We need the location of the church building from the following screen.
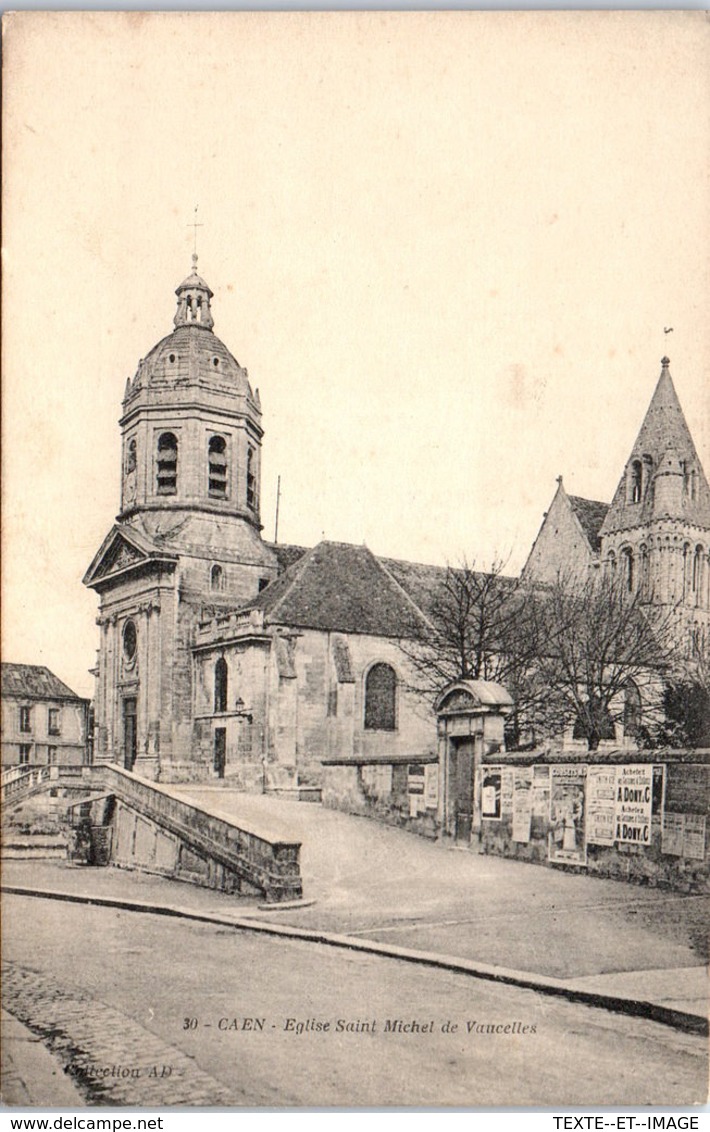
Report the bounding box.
[84,264,710,796]
[523,356,710,658]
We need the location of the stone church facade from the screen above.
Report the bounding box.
[84,265,710,790]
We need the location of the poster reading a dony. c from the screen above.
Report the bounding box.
[614,765,654,846]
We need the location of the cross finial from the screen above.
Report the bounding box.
[187,205,204,265]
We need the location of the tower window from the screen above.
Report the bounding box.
[364,663,397,731]
[629,460,643,503]
[214,657,228,714]
[622,547,634,592]
[156,432,178,495]
[640,545,650,598]
[126,438,137,473]
[210,564,224,591]
[246,446,257,511]
[208,436,228,498]
[692,546,703,594]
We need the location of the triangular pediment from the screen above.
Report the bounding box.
[83,526,177,588]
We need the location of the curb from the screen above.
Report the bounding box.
[3,883,707,1037]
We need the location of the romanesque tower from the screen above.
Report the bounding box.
[84,260,278,778]
[598,357,710,659]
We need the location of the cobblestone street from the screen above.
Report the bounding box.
[2,962,243,1107]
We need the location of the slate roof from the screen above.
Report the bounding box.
[248,541,433,638]
[1,664,84,702]
[246,541,518,639]
[568,495,609,553]
[267,543,309,572]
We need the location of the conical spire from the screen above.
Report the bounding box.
[173,254,214,330]
[600,358,710,534]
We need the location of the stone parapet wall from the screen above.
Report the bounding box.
[322,759,439,839]
[478,755,709,893]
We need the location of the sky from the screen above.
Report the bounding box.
[3,11,710,699]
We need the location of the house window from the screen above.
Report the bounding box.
[18,744,31,765]
[364,663,397,731]
[208,436,228,498]
[246,446,257,511]
[156,432,178,495]
[210,564,224,591]
[214,657,228,714]
[258,577,270,592]
[19,706,31,733]
[48,707,61,736]
[47,746,58,765]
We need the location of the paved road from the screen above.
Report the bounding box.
[2,893,706,1108]
[173,790,709,978]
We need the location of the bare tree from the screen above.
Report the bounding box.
[399,557,552,747]
[527,569,679,750]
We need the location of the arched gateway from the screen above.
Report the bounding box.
[435,680,513,845]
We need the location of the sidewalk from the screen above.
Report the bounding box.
[3,791,708,1029]
[1,1009,85,1107]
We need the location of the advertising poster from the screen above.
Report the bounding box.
[500,767,515,816]
[481,767,502,820]
[683,814,707,861]
[614,764,654,846]
[586,765,617,846]
[661,812,685,856]
[512,767,533,843]
[408,763,426,817]
[549,765,587,865]
[531,765,551,818]
[424,763,439,810]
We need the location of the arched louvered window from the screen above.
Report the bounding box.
[214,658,228,714]
[629,460,643,503]
[364,663,397,731]
[156,432,178,495]
[246,446,257,511]
[126,438,137,473]
[208,436,228,498]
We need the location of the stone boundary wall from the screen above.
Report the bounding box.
[478,753,709,893]
[322,757,440,839]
